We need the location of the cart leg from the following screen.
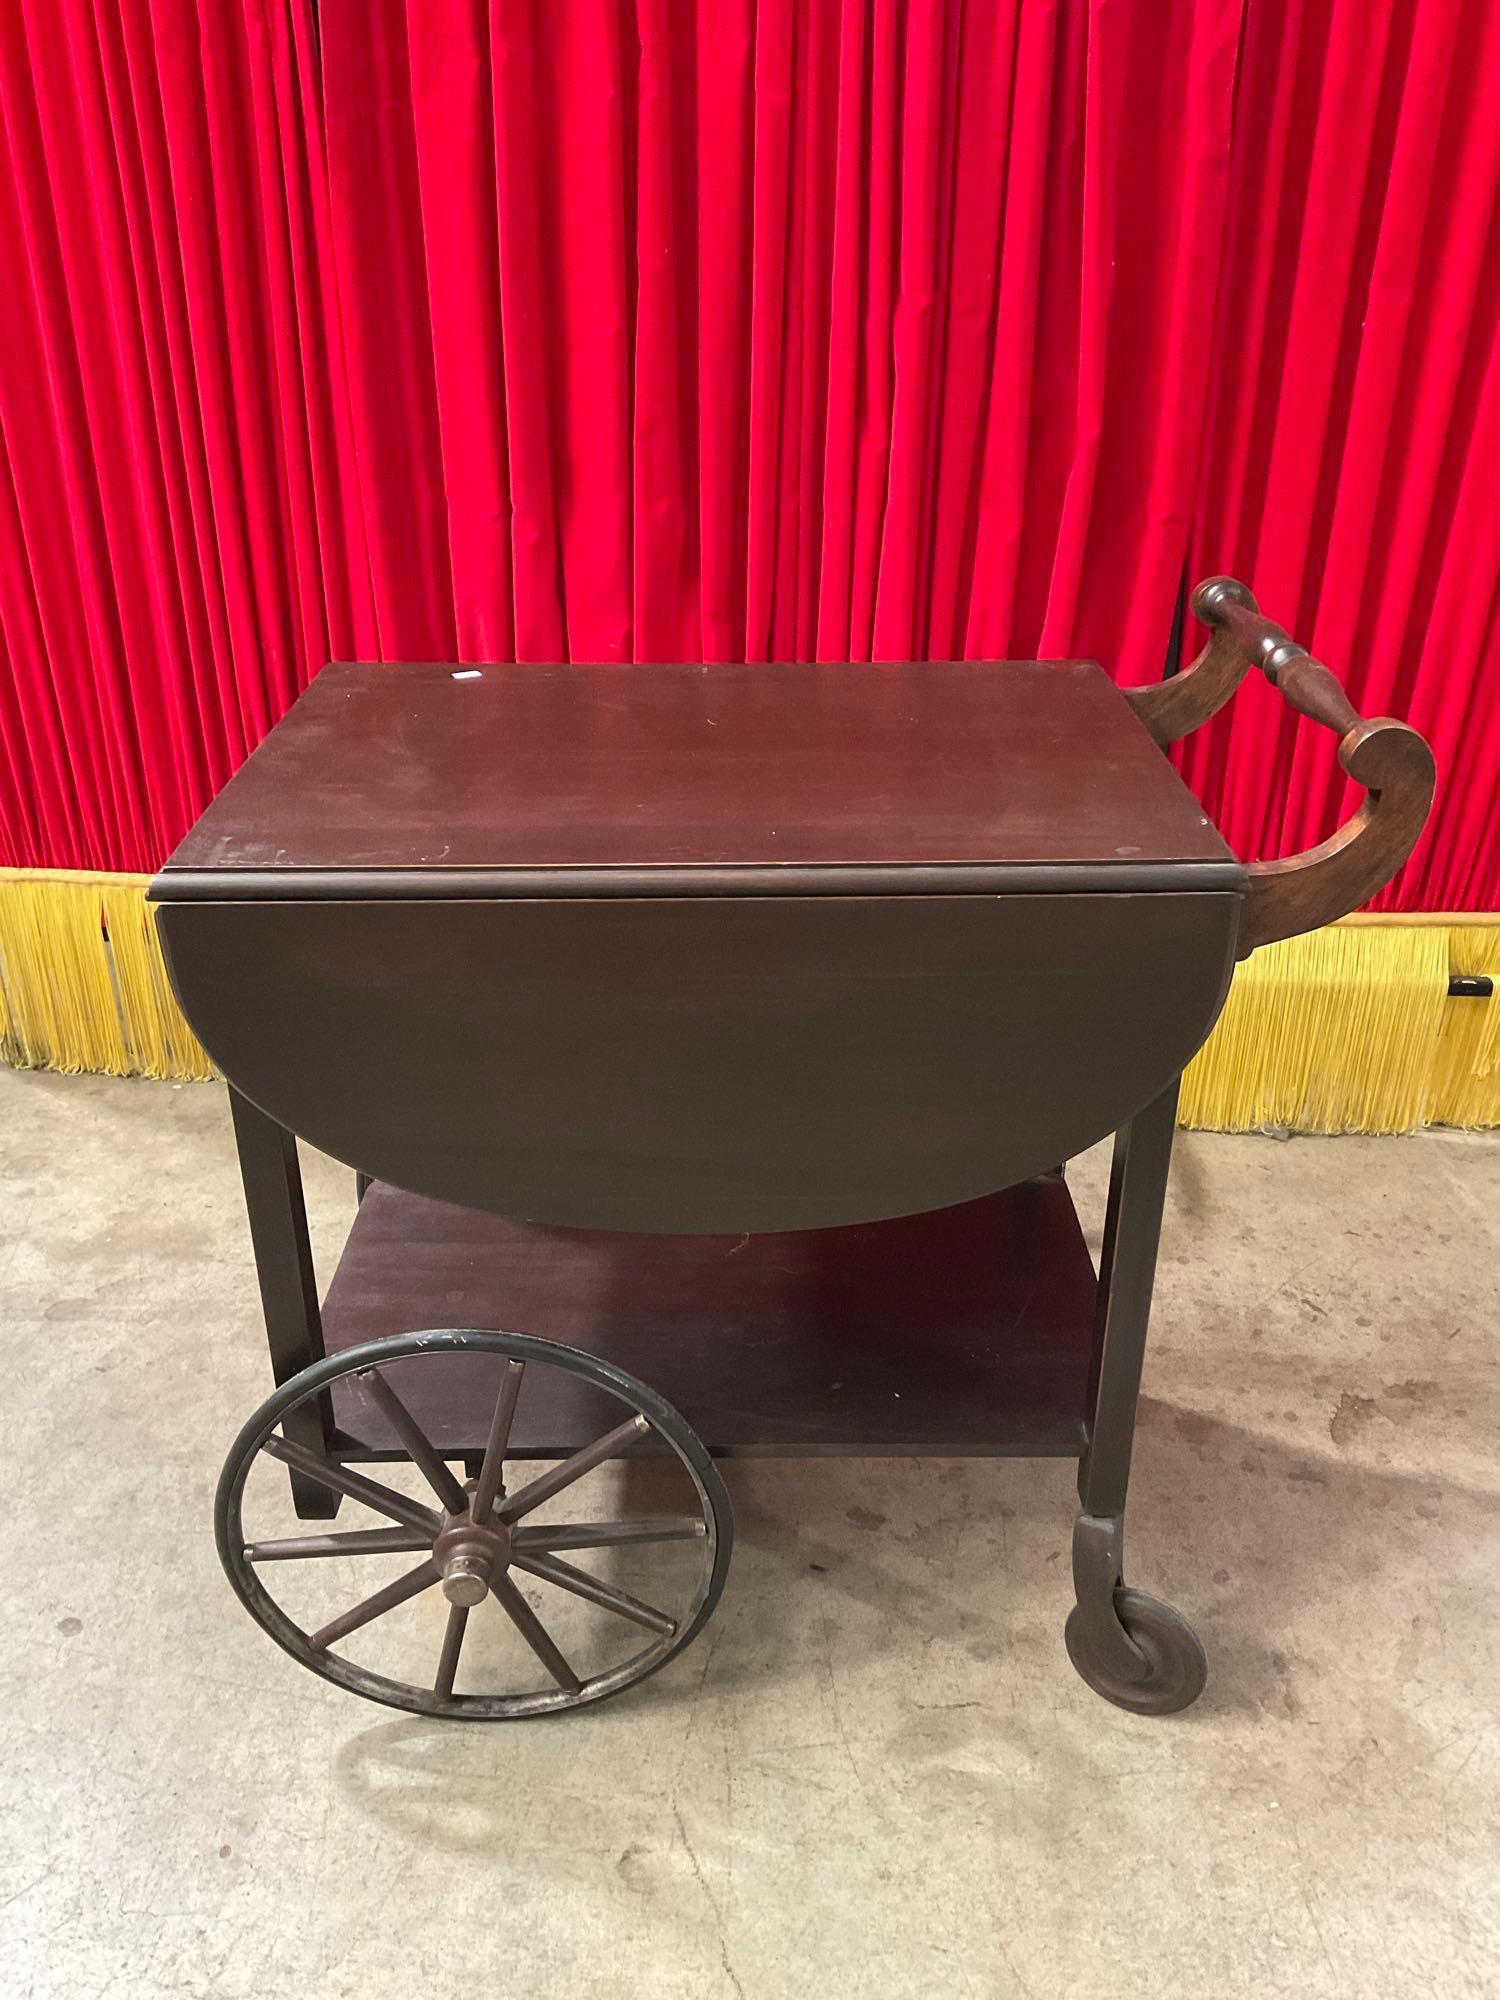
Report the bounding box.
[1066,1081,1206,1714]
[229,1088,339,1520]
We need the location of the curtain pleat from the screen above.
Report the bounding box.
[405,0,515,663]
[0,0,1495,916]
[695,0,754,663]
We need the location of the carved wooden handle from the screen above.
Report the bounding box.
[1126,576,1435,955]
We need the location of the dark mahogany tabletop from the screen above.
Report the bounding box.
[157,658,1236,890]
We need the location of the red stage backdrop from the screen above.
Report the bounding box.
[0,0,374,875]
[0,0,1495,909]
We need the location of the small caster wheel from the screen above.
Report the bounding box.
[217,1329,732,1719]
[1065,1587,1207,1716]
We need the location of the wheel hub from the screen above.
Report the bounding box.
[433,1507,512,1606]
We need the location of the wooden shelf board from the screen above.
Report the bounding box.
[321,1177,1098,1460]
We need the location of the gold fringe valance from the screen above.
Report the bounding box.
[1179,923,1445,1132]
[1428,924,1500,1129]
[1178,916,1500,1132]
[1,867,1496,1126]
[0,869,214,1081]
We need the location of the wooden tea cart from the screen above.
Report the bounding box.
[150,578,1433,1719]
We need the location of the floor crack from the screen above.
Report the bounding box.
[672,1799,744,2000]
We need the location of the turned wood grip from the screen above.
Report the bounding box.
[1125,575,1436,955]
[1200,586,1362,737]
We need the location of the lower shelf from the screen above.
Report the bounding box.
[320,1175,1099,1460]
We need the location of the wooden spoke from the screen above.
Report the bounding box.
[489,1572,581,1692]
[512,1516,707,1553]
[261,1435,440,1536]
[513,1550,676,1637]
[358,1367,468,1513]
[471,1360,524,1523]
[245,1526,432,1562]
[308,1558,440,1653]
[434,1604,469,1698]
[498,1414,649,1524]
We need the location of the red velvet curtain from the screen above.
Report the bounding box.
[0,0,374,875]
[322,0,1242,680]
[1,0,1496,911]
[1180,0,1500,910]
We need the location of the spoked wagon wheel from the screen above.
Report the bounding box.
[216,1330,732,1719]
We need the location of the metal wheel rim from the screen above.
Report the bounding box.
[216,1329,733,1720]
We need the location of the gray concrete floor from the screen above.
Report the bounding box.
[2,1067,1498,2000]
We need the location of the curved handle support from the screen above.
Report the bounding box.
[1127,577,1435,956]
[1124,577,1260,747]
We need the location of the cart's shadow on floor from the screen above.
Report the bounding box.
[330,1404,1494,1844]
[709,1405,1494,1727]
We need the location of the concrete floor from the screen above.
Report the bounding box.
[2,1067,1498,2000]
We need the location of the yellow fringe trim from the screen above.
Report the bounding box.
[1179,923,1450,1133]
[0,868,1496,1124]
[1428,925,1500,1129]
[0,869,214,1081]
